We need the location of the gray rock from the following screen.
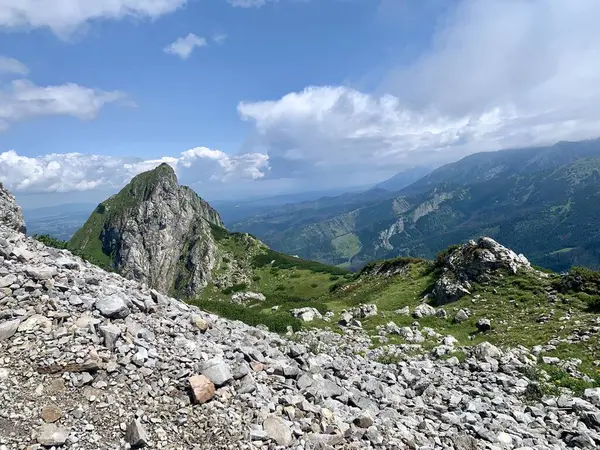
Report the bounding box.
[99,323,121,351]
[454,309,470,322]
[200,358,233,386]
[263,416,293,447]
[413,303,436,318]
[95,294,130,319]
[0,318,20,341]
[353,411,374,428]
[125,419,149,448]
[476,318,491,332]
[584,388,600,406]
[25,265,57,280]
[55,257,80,270]
[290,307,322,322]
[37,423,69,447]
[231,291,266,303]
[0,274,17,288]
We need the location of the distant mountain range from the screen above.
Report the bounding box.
[231,139,600,271]
[23,203,96,241]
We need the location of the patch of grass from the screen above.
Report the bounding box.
[252,248,349,276]
[541,364,599,397]
[192,299,302,333]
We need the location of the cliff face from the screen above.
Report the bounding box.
[70,163,223,297]
[0,182,26,233]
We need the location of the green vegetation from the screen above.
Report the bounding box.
[231,140,600,273]
[252,248,348,275]
[193,299,302,333]
[33,234,68,249]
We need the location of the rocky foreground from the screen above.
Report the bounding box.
[1,224,600,449]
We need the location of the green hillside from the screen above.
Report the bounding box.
[230,139,600,271]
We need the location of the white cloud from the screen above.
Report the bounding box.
[237,0,600,179]
[164,33,208,59]
[0,147,270,194]
[212,33,228,44]
[227,0,270,7]
[0,79,127,130]
[0,0,186,36]
[0,56,28,76]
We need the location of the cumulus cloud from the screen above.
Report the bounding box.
[164,33,208,59]
[0,0,186,36]
[0,79,127,131]
[0,56,28,76]
[0,147,270,194]
[238,0,600,179]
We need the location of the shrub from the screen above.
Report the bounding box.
[33,234,68,249]
[252,249,348,275]
[329,275,340,281]
[221,283,248,295]
[310,283,318,288]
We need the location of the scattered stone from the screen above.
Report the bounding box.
[200,358,232,386]
[36,424,69,447]
[290,307,322,322]
[125,419,149,448]
[189,375,215,404]
[413,303,436,318]
[395,306,410,315]
[0,318,20,340]
[231,291,266,303]
[263,416,293,447]
[41,405,62,423]
[454,309,470,322]
[353,411,374,428]
[95,294,130,319]
[476,318,491,332]
[190,314,209,332]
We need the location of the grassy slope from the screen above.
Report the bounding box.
[190,225,352,332]
[194,236,600,388]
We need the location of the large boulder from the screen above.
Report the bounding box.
[433,237,531,305]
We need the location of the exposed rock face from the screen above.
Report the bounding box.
[1,224,600,448]
[433,237,531,304]
[70,163,223,297]
[0,182,26,233]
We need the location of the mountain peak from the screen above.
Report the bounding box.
[70,165,223,296]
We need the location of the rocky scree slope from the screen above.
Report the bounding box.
[2,225,600,448]
[0,181,26,234]
[69,164,225,297]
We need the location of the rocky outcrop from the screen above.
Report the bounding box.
[1,224,600,448]
[0,182,26,233]
[70,163,223,297]
[433,237,531,304]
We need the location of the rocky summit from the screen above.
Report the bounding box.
[1,222,600,448]
[69,163,224,297]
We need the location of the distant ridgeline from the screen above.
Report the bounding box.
[230,139,600,272]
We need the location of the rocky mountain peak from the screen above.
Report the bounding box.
[70,164,224,297]
[433,237,532,304]
[0,182,26,234]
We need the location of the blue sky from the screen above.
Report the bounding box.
[2,0,600,207]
